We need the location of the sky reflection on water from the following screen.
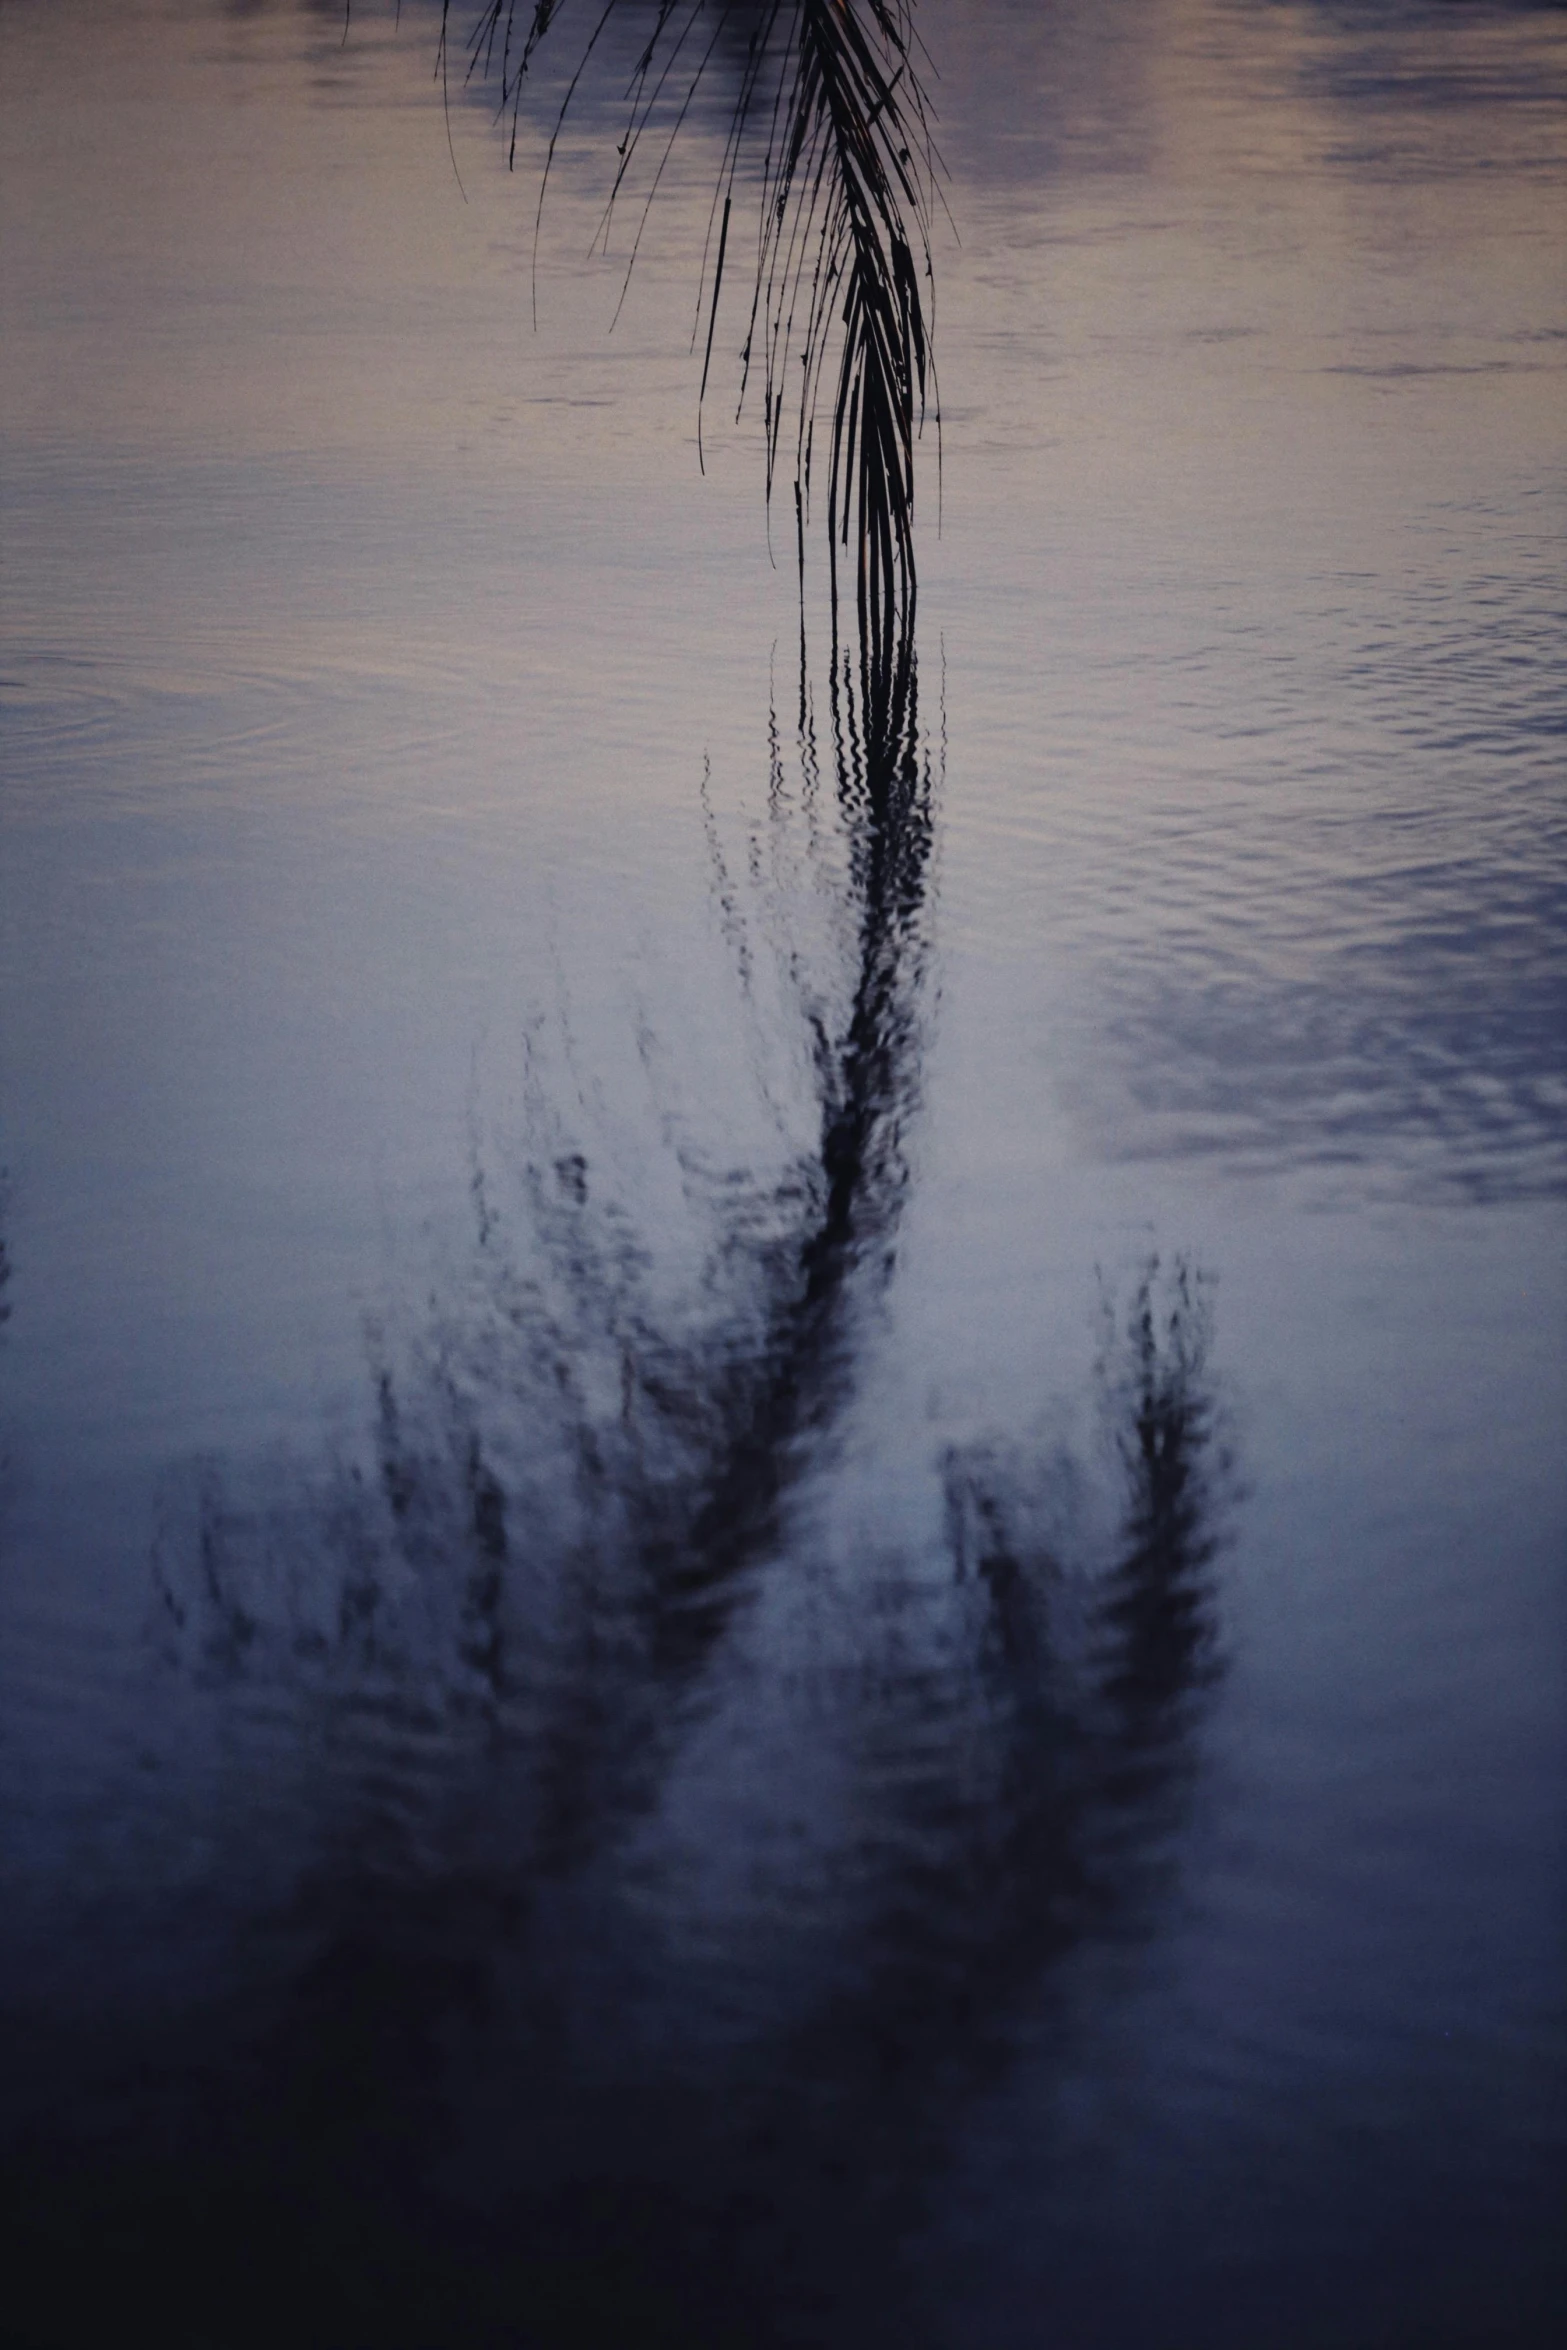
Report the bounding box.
[2,3,1565,2345]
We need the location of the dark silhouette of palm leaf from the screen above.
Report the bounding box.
[449,3,938,695]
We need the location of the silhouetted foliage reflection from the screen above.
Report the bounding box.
[36,610,1237,2345]
[1097,1259,1225,1750]
[2,588,1231,2345]
[152,622,936,1883]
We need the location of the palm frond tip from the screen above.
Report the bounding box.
[452,2,940,666]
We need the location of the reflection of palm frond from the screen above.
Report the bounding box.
[151,629,937,1874]
[1095,1258,1228,1802]
[141,1177,1229,2345]
[450,3,937,681]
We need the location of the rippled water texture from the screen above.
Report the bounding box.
[2,4,1564,2345]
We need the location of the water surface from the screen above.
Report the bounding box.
[2,4,1564,2344]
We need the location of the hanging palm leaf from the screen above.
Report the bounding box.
[448,2,939,698]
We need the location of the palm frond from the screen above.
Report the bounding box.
[449,2,939,690]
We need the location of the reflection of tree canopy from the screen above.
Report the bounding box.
[6,33,1236,2341]
[155,624,938,1863]
[122,610,1232,2342]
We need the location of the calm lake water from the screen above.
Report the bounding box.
[2,3,1564,2344]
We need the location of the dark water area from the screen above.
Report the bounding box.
[2,4,1565,2345]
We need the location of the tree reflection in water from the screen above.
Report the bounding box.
[6,42,1226,2329]
[59,603,1236,2349]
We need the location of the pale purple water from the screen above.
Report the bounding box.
[2,5,1564,2344]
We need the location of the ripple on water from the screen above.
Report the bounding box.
[954,512,1567,1202]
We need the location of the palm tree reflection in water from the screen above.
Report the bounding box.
[75,14,1233,2339]
[133,606,1231,2346]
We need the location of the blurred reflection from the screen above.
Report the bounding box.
[152,605,936,1859]
[57,604,1233,2344]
